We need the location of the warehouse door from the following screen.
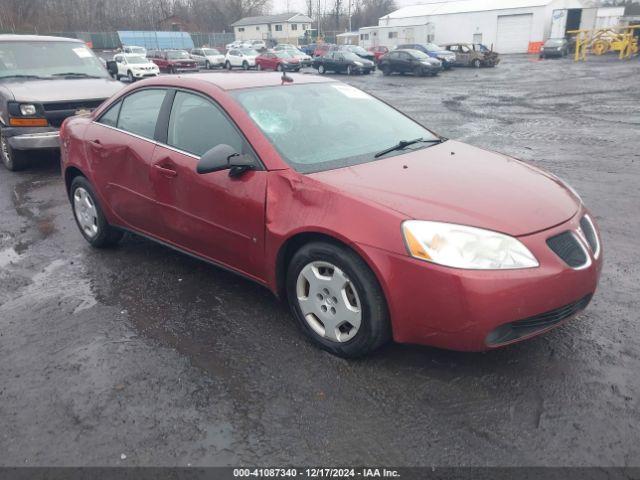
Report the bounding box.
[496,14,533,53]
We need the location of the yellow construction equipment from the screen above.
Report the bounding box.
[568,25,640,61]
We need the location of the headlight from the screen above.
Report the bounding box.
[354,61,363,66]
[402,220,539,270]
[20,104,37,116]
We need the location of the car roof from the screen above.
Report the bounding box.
[142,72,336,91]
[0,34,82,43]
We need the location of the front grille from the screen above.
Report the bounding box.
[580,215,599,255]
[547,231,587,268]
[43,99,106,128]
[486,294,593,346]
[43,100,105,112]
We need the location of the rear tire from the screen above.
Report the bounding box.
[127,70,134,82]
[276,63,283,72]
[286,242,391,358]
[414,66,423,77]
[318,64,326,74]
[382,65,391,76]
[472,58,481,68]
[1,130,28,171]
[347,65,353,75]
[226,61,232,70]
[70,176,123,248]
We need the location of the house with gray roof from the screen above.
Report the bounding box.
[230,13,313,45]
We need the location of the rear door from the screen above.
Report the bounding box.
[150,90,268,279]
[86,88,170,235]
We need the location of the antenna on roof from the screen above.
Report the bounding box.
[281,71,293,85]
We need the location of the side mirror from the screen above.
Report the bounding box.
[196,144,255,177]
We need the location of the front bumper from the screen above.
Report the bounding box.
[132,71,159,78]
[439,58,456,68]
[359,209,602,351]
[4,126,60,150]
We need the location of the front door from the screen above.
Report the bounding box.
[150,90,268,279]
[87,88,169,235]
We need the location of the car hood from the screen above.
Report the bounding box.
[0,77,123,103]
[309,140,579,237]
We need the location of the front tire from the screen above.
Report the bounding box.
[287,242,390,358]
[225,61,232,70]
[347,65,353,75]
[414,66,423,77]
[318,64,326,74]
[70,176,123,248]
[382,65,391,76]
[242,61,249,70]
[472,58,481,68]
[1,130,28,171]
[127,70,134,82]
[205,60,211,69]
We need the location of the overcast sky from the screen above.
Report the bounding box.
[270,0,421,15]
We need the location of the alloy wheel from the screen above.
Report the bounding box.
[73,187,99,239]
[296,261,362,343]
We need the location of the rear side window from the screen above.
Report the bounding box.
[117,89,167,139]
[167,91,244,157]
[98,101,122,127]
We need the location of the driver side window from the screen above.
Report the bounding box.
[167,91,245,157]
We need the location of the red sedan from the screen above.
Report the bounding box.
[368,45,389,62]
[256,51,301,72]
[60,74,602,357]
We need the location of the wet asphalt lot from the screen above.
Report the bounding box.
[1,54,639,467]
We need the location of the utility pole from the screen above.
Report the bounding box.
[348,0,352,32]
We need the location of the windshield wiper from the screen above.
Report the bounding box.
[374,137,445,158]
[0,74,52,80]
[51,72,103,78]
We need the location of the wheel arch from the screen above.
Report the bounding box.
[274,230,387,304]
[64,166,87,197]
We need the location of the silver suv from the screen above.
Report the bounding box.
[0,34,123,171]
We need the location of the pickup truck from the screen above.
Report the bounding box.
[0,34,123,171]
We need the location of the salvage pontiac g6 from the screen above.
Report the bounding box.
[60,73,602,357]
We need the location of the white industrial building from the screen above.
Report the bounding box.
[358,0,624,54]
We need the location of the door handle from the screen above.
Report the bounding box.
[153,163,177,178]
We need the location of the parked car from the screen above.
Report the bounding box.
[274,43,299,52]
[312,51,375,75]
[122,45,147,57]
[250,40,267,51]
[60,73,602,357]
[275,46,312,66]
[225,48,258,70]
[148,49,198,73]
[225,40,251,50]
[337,45,376,63]
[190,47,225,69]
[256,51,301,72]
[378,49,442,77]
[113,53,159,82]
[396,43,456,69]
[313,44,334,57]
[300,43,317,56]
[442,43,500,67]
[368,46,389,63]
[0,34,123,171]
[540,38,569,58]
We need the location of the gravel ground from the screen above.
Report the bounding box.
[0,54,639,467]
